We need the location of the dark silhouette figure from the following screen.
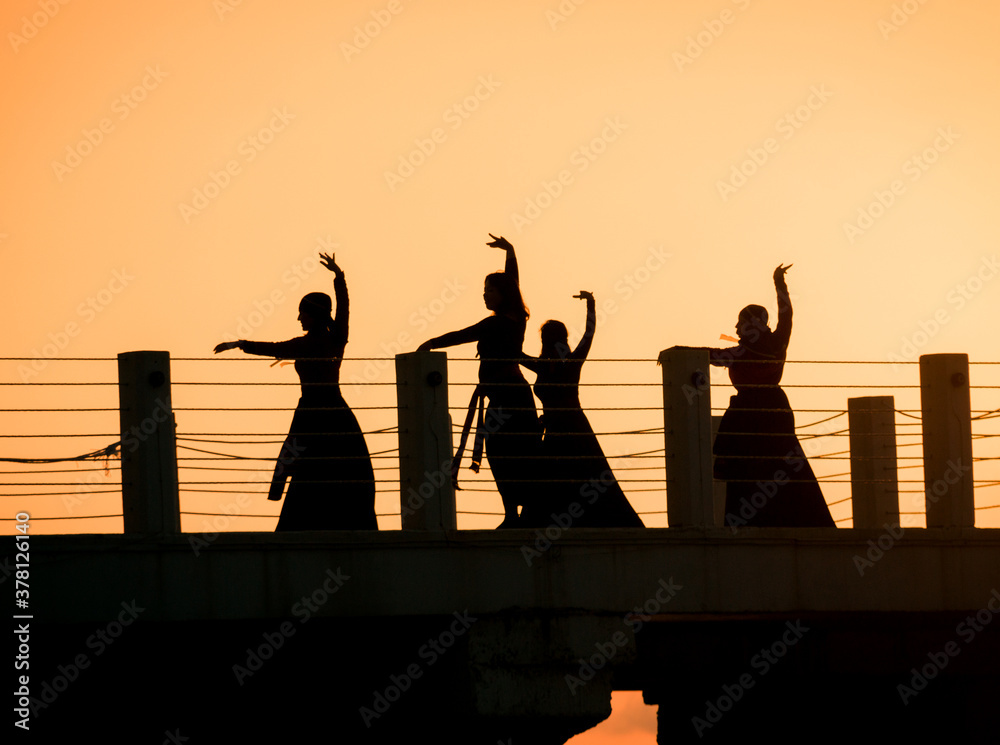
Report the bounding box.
[214,252,377,530]
[521,291,644,528]
[417,234,542,528]
[708,264,834,528]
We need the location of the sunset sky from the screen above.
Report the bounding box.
[3,0,1000,738]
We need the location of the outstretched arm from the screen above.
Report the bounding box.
[520,353,541,374]
[487,233,518,286]
[321,252,349,343]
[571,291,596,360]
[417,320,484,352]
[214,336,312,358]
[773,263,793,349]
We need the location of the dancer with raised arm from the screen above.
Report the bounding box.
[417,234,542,528]
[521,291,644,528]
[214,252,377,530]
[708,263,834,527]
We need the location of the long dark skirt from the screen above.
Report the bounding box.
[524,408,644,528]
[272,391,377,531]
[713,387,834,528]
[481,382,542,523]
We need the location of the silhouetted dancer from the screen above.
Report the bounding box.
[521,291,644,528]
[417,234,542,528]
[214,252,377,530]
[707,264,834,527]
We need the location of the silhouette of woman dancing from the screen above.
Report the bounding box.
[521,291,644,528]
[708,264,834,527]
[214,252,377,530]
[417,234,541,528]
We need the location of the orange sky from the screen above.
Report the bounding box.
[3,1,1000,738]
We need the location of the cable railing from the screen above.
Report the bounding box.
[3,353,1000,534]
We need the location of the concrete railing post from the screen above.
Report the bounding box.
[919,353,975,528]
[848,395,899,529]
[710,415,725,528]
[395,351,456,530]
[658,347,713,527]
[117,351,180,535]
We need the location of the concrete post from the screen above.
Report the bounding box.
[711,415,726,528]
[117,351,180,534]
[848,396,899,529]
[919,354,975,528]
[395,351,456,530]
[658,347,713,527]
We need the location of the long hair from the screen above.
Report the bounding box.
[485,271,529,321]
[540,320,570,360]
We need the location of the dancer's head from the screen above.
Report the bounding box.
[540,320,570,359]
[484,272,529,320]
[298,292,333,333]
[736,304,768,341]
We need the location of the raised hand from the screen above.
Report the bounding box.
[214,341,241,354]
[486,233,513,251]
[773,263,792,283]
[319,252,342,275]
[574,290,594,302]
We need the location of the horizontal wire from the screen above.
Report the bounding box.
[0,490,120,496]
[0,514,121,520]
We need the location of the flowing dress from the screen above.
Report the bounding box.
[240,273,377,530]
[709,279,834,528]
[448,252,542,521]
[521,299,644,528]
